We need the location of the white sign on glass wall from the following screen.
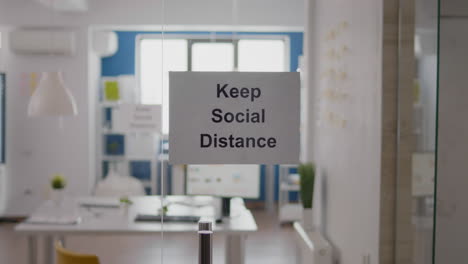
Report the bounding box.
[169,72,300,164]
[113,104,161,133]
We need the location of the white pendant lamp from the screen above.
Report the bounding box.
[28,71,78,116]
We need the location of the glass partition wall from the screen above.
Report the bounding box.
[97,0,303,263]
[1,0,446,263]
[396,0,438,263]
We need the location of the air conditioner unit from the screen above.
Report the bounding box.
[9,30,76,55]
[92,31,118,57]
[34,0,88,12]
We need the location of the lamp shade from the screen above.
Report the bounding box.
[28,71,78,116]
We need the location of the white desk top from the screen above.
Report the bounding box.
[15,196,257,235]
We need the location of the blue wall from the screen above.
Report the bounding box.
[101,31,303,201]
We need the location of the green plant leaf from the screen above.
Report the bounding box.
[51,174,66,190]
[119,196,133,205]
[298,163,315,209]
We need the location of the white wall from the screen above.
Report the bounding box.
[305,0,382,263]
[0,0,304,28]
[0,0,304,215]
[435,17,468,264]
[1,27,91,215]
[0,26,6,71]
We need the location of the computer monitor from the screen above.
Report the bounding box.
[186,164,260,199]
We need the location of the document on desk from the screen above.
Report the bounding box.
[78,197,120,208]
[25,200,83,225]
[78,198,120,209]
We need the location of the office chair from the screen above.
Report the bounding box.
[55,241,100,264]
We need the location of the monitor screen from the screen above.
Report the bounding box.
[186,164,260,198]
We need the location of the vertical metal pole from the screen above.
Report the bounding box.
[265,164,275,213]
[58,235,66,248]
[164,160,170,195]
[28,236,37,264]
[198,221,213,264]
[225,234,246,264]
[295,237,302,264]
[222,197,231,218]
[44,236,53,264]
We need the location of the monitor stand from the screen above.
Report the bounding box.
[221,197,231,218]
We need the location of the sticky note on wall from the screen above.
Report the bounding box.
[29,72,39,95]
[104,81,120,101]
[20,72,39,97]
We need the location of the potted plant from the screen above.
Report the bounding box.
[298,163,315,230]
[119,196,133,216]
[50,174,66,206]
[158,205,169,216]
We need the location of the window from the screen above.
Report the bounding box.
[139,39,188,134]
[138,36,287,134]
[238,39,285,72]
[192,42,235,71]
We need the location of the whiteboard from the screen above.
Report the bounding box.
[186,164,260,198]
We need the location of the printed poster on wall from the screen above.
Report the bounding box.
[169,72,300,164]
[113,104,162,133]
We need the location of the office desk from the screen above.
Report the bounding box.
[15,196,257,264]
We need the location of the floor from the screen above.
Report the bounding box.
[0,210,297,264]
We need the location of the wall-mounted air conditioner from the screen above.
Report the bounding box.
[92,31,118,57]
[9,30,76,56]
[34,0,88,12]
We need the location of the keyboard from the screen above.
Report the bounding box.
[135,214,200,223]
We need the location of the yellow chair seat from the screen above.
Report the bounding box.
[55,241,100,264]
